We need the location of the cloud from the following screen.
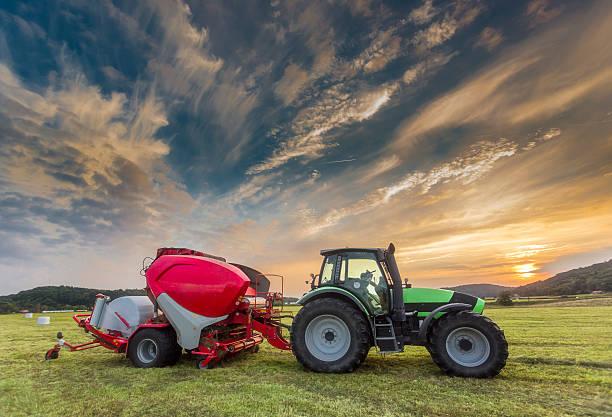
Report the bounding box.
[247,82,398,174]
[392,6,612,151]
[408,0,439,25]
[101,65,127,82]
[0,62,193,250]
[307,137,533,234]
[274,63,310,105]
[412,1,483,51]
[355,28,403,74]
[474,27,503,51]
[525,0,564,28]
[359,155,401,182]
[402,52,458,85]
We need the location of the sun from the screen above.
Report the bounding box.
[513,263,537,279]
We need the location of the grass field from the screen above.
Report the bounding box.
[1,300,611,417]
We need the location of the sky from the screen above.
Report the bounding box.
[1,0,611,296]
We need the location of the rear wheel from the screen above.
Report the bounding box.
[290,297,371,373]
[427,311,508,378]
[128,328,176,368]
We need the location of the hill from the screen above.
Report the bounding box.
[516,259,612,296]
[0,286,145,314]
[441,283,513,298]
[444,259,612,298]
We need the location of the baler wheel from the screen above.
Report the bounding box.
[45,349,59,360]
[197,358,215,369]
[248,344,260,354]
[128,328,175,368]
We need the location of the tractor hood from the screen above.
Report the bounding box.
[401,287,485,317]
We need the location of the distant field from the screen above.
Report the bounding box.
[1,301,611,417]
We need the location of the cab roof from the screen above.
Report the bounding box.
[320,247,384,257]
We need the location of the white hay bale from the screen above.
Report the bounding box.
[24,313,33,318]
[37,316,50,325]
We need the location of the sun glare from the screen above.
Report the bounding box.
[513,263,537,279]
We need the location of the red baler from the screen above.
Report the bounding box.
[46,248,291,369]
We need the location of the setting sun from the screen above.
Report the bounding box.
[513,263,537,279]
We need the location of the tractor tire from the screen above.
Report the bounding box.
[127,328,176,368]
[427,311,508,378]
[290,297,371,373]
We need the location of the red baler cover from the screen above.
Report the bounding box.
[146,253,250,317]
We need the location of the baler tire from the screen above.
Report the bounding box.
[163,329,183,366]
[45,349,59,360]
[427,311,508,378]
[290,297,371,373]
[197,358,215,369]
[248,344,260,354]
[128,328,175,368]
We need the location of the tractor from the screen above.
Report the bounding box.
[46,244,507,377]
[291,243,508,377]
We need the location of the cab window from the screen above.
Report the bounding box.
[319,255,335,285]
[344,252,388,314]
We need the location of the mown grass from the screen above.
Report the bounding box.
[1,301,611,417]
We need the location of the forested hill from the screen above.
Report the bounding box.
[445,259,612,298]
[441,284,513,298]
[515,259,612,296]
[0,286,146,313]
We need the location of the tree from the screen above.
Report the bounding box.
[496,291,514,306]
[0,301,18,314]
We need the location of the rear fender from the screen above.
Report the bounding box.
[416,303,472,344]
[298,288,375,337]
[125,323,172,354]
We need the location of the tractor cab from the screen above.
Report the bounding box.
[315,248,391,315]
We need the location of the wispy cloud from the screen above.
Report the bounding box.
[306,136,537,235]
[0,62,191,249]
[408,0,439,25]
[525,0,564,28]
[392,6,612,151]
[474,27,504,52]
[247,82,398,174]
[412,1,483,51]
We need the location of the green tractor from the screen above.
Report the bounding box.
[290,244,508,377]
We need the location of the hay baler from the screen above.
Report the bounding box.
[46,248,291,369]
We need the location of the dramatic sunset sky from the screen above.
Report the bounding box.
[1,0,611,296]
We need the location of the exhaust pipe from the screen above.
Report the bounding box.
[385,243,406,322]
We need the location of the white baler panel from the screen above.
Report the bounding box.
[95,296,154,337]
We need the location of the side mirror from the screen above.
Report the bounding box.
[309,273,317,290]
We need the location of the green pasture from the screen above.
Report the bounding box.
[1,300,611,417]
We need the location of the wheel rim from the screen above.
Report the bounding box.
[305,314,351,361]
[445,327,490,367]
[137,338,158,364]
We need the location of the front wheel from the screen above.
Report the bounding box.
[290,297,371,373]
[427,311,508,378]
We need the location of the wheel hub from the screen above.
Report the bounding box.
[445,327,490,367]
[305,315,351,361]
[136,338,158,364]
[458,338,473,351]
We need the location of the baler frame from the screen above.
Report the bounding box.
[46,276,292,369]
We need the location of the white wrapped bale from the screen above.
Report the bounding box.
[37,316,50,325]
[91,296,154,337]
